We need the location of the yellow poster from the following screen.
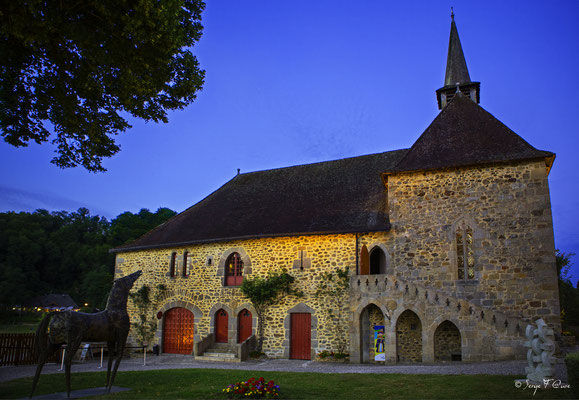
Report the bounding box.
[374,325,385,361]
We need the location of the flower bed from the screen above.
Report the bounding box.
[223,377,280,398]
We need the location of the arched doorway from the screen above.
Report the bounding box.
[163,307,194,354]
[434,320,461,361]
[359,304,385,363]
[237,309,252,343]
[215,309,229,343]
[396,310,422,362]
[369,247,386,274]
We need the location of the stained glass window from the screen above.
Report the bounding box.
[456,222,475,280]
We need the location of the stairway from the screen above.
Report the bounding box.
[195,342,241,363]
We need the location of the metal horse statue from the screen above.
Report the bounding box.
[30,270,142,398]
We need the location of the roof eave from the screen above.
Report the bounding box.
[110,226,392,254]
[381,154,555,177]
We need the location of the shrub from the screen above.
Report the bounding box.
[249,351,266,359]
[317,350,331,359]
[565,353,579,398]
[223,377,280,398]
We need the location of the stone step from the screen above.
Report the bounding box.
[212,342,233,349]
[207,347,237,354]
[195,354,241,363]
[203,351,237,358]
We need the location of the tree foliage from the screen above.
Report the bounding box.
[0,0,205,171]
[0,207,176,309]
[240,271,302,352]
[556,250,579,327]
[315,267,350,354]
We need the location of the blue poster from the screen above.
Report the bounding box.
[374,325,385,361]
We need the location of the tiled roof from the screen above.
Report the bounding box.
[388,93,554,174]
[112,149,407,252]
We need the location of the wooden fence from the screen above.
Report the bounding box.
[0,333,59,366]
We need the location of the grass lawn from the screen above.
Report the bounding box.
[1,368,574,399]
[0,312,43,333]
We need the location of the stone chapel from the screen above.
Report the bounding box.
[112,14,560,363]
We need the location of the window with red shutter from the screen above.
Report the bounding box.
[225,252,244,286]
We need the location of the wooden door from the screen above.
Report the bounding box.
[360,245,369,275]
[163,308,194,354]
[237,309,252,343]
[290,313,311,360]
[215,309,229,343]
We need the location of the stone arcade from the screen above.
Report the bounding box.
[111,15,560,363]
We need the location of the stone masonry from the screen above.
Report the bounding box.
[115,160,560,363]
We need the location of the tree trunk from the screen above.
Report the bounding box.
[256,308,265,353]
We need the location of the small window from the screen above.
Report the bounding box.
[225,252,244,286]
[369,247,386,275]
[169,252,177,277]
[456,222,475,280]
[182,251,189,277]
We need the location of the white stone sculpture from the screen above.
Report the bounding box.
[524,318,555,383]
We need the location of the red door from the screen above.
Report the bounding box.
[237,309,252,343]
[215,309,229,343]
[163,308,194,354]
[360,245,369,275]
[290,313,311,360]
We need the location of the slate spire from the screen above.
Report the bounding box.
[444,10,471,86]
[436,11,480,109]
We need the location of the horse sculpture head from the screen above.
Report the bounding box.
[116,270,142,289]
[106,270,142,311]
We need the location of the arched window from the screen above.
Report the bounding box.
[225,252,244,286]
[369,247,386,275]
[455,221,474,280]
[182,251,189,277]
[169,252,177,277]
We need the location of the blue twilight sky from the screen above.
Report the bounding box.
[1,1,578,281]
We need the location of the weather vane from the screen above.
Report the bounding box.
[451,7,454,20]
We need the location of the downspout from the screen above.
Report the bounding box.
[355,233,359,275]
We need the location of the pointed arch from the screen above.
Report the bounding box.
[449,216,482,281]
[368,243,391,275]
[395,309,423,363]
[433,320,462,361]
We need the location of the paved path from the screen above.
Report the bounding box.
[0,355,569,384]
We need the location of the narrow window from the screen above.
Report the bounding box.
[169,252,177,277]
[225,252,244,286]
[182,251,189,277]
[369,247,386,275]
[456,222,474,280]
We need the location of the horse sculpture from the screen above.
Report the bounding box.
[31,270,142,398]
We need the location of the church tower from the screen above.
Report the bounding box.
[436,11,480,109]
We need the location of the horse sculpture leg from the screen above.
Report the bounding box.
[30,343,60,398]
[64,337,83,398]
[107,330,129,393]
[106,340,115,389]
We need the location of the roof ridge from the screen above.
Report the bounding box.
[390,94,552,174]
[238,148,409,176]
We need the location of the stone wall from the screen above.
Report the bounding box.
[396,310,422,362]
[116,159,560,362]
[359,159,560,329]
[434,320,461,361]
[115,234,354,358]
